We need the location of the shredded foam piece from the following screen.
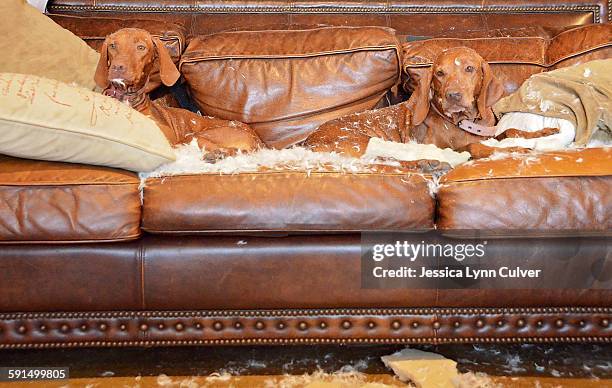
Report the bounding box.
[453,372,502,388]
[364,138,471,167]
[382,348,460,388]
[382,348,499,388]
[426,174,443,197]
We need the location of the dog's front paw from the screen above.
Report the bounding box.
[460,143,497,159]
[500,127,560,139]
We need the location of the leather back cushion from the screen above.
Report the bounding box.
[402,24,612,95]
[180,27,401,148]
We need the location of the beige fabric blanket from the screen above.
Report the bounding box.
[493,59,612,146]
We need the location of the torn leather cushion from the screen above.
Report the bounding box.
[0,156,141,243]
[180,26,401,148]
[142,171,433,233]
[437,149,612,233]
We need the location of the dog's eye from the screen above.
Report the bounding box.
[137,45,146,51]
[465,65,475,73]
[108,43,116,50]
[435,70,445,77]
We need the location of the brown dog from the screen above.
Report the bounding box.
[304,47,506,157]
[94,28,263,160]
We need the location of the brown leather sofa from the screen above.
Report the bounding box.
[0,0,610,349]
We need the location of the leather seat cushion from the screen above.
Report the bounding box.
[142,170,434,233]
[0,156,141,243]
[437,148,612,233]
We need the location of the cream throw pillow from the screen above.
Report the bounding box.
[0,0,99,90]
[0,73,175,172]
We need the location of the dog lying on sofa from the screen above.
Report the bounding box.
[304,47,559,158]
[94,28,264,161]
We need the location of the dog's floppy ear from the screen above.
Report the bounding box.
[476,61,504,125]
[94,39,110,89]
[405,66,433,126]
[152,37,180,87]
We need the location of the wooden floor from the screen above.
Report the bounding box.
[0,344,610,387]
[1,374,611,387]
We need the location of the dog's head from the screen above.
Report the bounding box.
[94,28,180,102]
[406,47,504,127]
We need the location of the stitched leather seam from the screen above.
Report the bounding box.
[406,60,546,67]
[547,42,612,66]
[138,241,146,310]
[0,181,140,187]
[0,233,142,245]
[442,174,612,184]
[46,4,601,24]
[140,227,435,234]
[143,171,431,178]
[180,46,399,65]
[1,307,609,319]
[1,337,610,349]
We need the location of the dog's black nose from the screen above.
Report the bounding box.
[446,91,462,101]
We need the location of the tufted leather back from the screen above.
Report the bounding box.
[47,0,611,38]
[403,24,612,95]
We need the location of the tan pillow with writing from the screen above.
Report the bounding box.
[0,0,99,89]
[0,73,175,172]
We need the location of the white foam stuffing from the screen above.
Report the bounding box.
[138,139,455,201]
[492,112,612,151]
[263,367,383,388]
[427,174,443,197]
[364,138,471,167]
[487,112,576,151]
[139,139,407,180]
